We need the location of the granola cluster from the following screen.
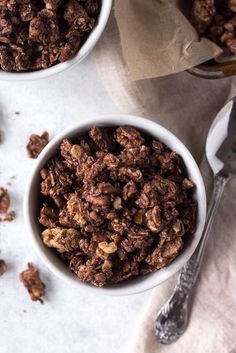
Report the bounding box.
[26,131,49,158]
[0,259,7,276]
[38,126,197,287]
[0,187,10,214]
[0,187,16,222]
[0,0,100,72]
[192,0,236,54]
[19,263,45,303]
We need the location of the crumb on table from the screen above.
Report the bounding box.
[0,188,10,214]
[0,259,7,277]
[26,131,49,159]
[19,263,45,303]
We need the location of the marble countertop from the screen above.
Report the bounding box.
[0,54,150,353]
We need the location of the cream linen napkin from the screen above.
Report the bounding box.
[94,10,236,353]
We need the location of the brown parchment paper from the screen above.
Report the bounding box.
[114,0,223,80]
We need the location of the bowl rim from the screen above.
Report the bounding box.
[0,0,112,81]
[24,114,207,296]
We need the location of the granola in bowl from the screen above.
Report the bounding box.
[191,0,236,55]
[37,125,197,288]
[0,0,101,72]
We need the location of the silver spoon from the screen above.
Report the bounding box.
[155,97,236,344]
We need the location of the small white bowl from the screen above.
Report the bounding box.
[24,115,207,296]
[0,0,112,81]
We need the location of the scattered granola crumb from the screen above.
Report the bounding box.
[27,131,49,159]
[0,259,7,277]
[15,112,20,115]
[19,263,45,304]
[0,188,16,223]
[6,176,15,186]
[0,188,10,214]
[1,211,16,223]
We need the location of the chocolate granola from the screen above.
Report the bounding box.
[38,126,197,287]
[0,259,7,276]
[1,210,16,222]
[0,0,101,72]
[0,187,16,222]
[192,0,236,54]
[19,263,45,303]
[0,187,10,214]
[26,131,49,158]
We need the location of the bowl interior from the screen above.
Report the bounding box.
[24,115,206,295]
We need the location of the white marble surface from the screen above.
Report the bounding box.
[0,54,150,353]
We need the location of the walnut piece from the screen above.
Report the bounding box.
[115,126,144,148]
[182,178,195,190]
[98,241,117,254]
[113,196,122,210]
[41,227,80,253]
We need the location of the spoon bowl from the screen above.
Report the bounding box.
[206,98,236,176]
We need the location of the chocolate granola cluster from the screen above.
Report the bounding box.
[0,259,7,276]
[20,263,45,303]
[26,131,49,158]
[38,126,197,287]
[192,0,236,54]
[0,0,100,72]
[0,187,16,222]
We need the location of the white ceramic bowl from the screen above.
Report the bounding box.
[0,0,112,81]
[24,115,207,296]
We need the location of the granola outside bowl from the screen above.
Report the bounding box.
[0,0,112,81]
[24,115,206,296]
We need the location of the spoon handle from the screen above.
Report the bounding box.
[155,174,227,344]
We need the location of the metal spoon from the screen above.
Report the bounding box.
[155,97,236,344]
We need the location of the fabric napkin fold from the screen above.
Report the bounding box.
[94,10,236,353]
